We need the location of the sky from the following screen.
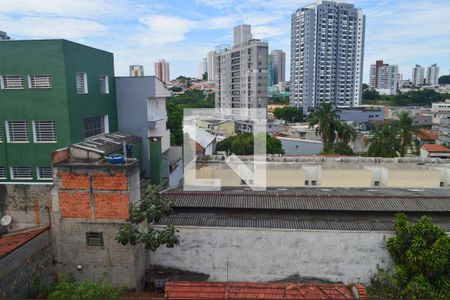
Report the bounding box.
[1,0,450,83]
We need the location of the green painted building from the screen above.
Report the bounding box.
[0,40,118,182]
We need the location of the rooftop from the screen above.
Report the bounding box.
[0,226,49,258]
[414,128,438,141]
[422,144,450,153]
[165,281,367,300]
[72,132,140,155]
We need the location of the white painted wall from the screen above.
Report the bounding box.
[152,226,393,284]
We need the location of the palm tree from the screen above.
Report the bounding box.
[367,125,401,158]
[337,122,357,145]
[393,111,413,157]
[308,102,341,152]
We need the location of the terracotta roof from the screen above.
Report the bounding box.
[414,129,438,140]
[0,226,49,258]
[422,144,450,153]
[165,281,367,299]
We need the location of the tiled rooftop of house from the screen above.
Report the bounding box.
[0,226,49,258]
[414,128,439,140]
[422,144,450,153]
[165,281,367,299]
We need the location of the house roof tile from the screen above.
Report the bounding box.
[0,226,49,258]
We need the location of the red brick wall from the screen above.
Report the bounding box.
[56,170,130,220]
[94,193,129,219]
[59,191,91,218]
[52,148,70,164]
[93,173,128,191]
[58,172,90,190]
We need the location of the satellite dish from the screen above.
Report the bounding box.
[1,215,12,226]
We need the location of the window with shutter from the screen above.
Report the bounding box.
[6,121,29,142]
[11,167,32,180]
[1,75,24,89]
[86,232,104,247]
[99,75,109,94]
[76,72,88,94]
[33,121,57,142]
[29,75,52,88]
[0,167,6,179]
[37,167,53,180]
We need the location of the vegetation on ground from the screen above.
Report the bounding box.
[368,214,450,299]
[269,95,289,105]
[116,185,179,251]
[216,133,284,155]
[438,75,450,85]
[26,274,126,300]
[362,89,450,106]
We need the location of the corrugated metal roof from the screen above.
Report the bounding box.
[157,215,450,231]
[72,132,140,154]
[164,189,450,212]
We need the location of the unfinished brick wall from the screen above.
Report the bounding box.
[56,168,131,220]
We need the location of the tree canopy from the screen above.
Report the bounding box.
[273,106,304,123]
[438,75,450,85]
[363,89,450,106]
[116,185,179,251]
[368,214,450,299]
[216,133,284,155]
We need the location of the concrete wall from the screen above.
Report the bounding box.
[0,184,52,231]
[0,230,54,299]
[278,138,323,155]
[152,226,393,284]
[52,218,147,290]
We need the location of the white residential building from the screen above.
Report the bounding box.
[129,65,144,77]
[290,0,365,112]
[198,57,207,79]
[412,64,425,86]
[369,60,398,95]
[426,64,440,85]
[207,50,217,82]
[269,50,286,85]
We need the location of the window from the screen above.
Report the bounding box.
[99,75,109,94]
[76,72,88,94]
[6,121,29,142]
[86,232,104,247]
[305,180,309,186]
[0,125,3,143]
[0,167,6,179]
[37,167,53,180]
[33,121,57,142]
[83,115,107,138]
[374,181,380,187]
[311,180,317,186]
[11,167,32,180]
[1,75,24,89]
[28,75,52,88]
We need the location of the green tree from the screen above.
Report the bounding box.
[438,75,450,85]
[362,83,369,90]
[367,125,401,157]
[216,134,284,155]
[308,102,341,152]
[269,95,289,105]
[116,185,179,251]
[273,106,303,123]
[202,72,208,81]
[170,86,182,93]
[368,214,450,299]
[337,122,357,145]
[393,111,413,157]
[362,88,380,101]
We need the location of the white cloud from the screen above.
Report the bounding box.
[0,16,107,39]
[137,15,199,46]
[252,26,285,39]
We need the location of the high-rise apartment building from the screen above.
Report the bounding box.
[369,60,399,95]
[0,31,10,40]
[154,59,170,83]
[290,0,365,112]
[129,65,144,77]
[412,65,425,86]
[215,24,269,112]
[198,58,207,79]
[426,64,439,85]
[207,51,217,82]
[269,50,286,86]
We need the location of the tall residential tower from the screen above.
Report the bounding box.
[269,50,286,85]
[369,60,399,95]
[426,64,439,85]
[154,59,170,83]
[290,0,365,113]
[412,65,425,86]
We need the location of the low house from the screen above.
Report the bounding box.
[420,144,450,159]
[184,125,216,156]
[413,128,438,145]
[276,136,323,155]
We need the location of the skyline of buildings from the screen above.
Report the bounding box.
[369,60,398,95]
[427,63,440,85]
[154,59,170,83]
[290,0,366,112]
[412,64,425,86]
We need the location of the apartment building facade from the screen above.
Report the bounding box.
[215,25,269,110]
[412,64,425,86]
[369,60,398,95]
[0,40,117,182]
[269,50,286,86]
[154,59,170,83]
[290,0,365,112]
[207,50,217,82]
[426,63,440,85]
